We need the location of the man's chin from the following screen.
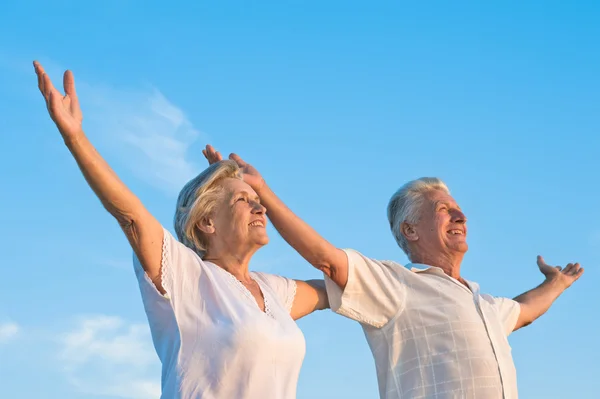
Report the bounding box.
[455,243,468,253]
[448,241,468,254]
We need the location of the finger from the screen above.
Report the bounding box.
[33,61,45,94]
[229,153,246,166]
[570,267,584,282]
[43,72,60,97]
[555,266,562,272]
[569,263,581,276]
[206,145,223,161]
[33,60,47,79]
[202,149,208,159]
[562,263,575,275]
[42,74,57,102]
[47,89,61,116]
[207,144,217,157]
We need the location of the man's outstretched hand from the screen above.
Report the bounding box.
[537,255,584,289]
[202,144,265,192]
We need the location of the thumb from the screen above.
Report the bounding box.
[63,70,77,98]
[537,255,560,271]
[537,255,548,269]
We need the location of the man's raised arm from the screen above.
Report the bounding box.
[512,256,583,331]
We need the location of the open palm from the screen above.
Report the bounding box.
[202,144,265,191]
[537,255,584,289]
[34,61,83,139]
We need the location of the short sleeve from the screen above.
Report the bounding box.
[324,249,406,328]
[132,227,203,363]
[253,272,297,313]
[482,294,521,336]
[133,227,203,310]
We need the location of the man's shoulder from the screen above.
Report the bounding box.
[343,248,409,272]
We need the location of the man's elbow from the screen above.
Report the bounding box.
[310,248,347,284]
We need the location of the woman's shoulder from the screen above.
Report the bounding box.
[251,271,289,285]
[251,271,296,294]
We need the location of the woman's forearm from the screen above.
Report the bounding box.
[63,131,164,287]
[64,131,147,225]
[257,183,349,287]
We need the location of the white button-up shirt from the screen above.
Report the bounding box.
[324,249,520,399]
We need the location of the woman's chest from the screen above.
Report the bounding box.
[177,272,304,352]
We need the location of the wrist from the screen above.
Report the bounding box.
[62,128,85,147]
[544,275,568,291]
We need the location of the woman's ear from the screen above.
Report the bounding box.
[197,217,216,235]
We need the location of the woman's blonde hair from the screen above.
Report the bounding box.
[174,160,242,257]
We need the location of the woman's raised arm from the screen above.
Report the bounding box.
[34,61,165,293]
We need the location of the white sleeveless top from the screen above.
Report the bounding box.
[133,228,306,399]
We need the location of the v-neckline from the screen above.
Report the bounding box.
[205,261,273,317]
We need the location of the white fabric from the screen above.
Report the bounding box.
[133,227,305,399]
[325,249,520,399]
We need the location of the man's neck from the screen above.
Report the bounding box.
[411,252,464,281]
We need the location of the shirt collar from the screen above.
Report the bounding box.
[408,263,444,274]
[407,263,480,294]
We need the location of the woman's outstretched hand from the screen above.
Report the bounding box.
[202,144,265,192]
[33,61,83,140]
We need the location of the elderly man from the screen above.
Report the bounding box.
[203,147,583,399]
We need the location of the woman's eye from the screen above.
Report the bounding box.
[237,197,247,202]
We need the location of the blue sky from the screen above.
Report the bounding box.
[0,1,598,398]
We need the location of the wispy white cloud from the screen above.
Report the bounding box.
[0,322,20,343]
[5,57,206,196]
[59,315,160,399]
[79,81,205,195]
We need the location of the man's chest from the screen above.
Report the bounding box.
[399,276,499,343]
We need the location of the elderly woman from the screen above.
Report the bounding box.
[33,61,328,399]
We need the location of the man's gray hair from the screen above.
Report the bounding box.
[174,160,242,258]
[387,177,450,258]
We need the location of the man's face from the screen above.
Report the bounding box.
[408,189,468,258]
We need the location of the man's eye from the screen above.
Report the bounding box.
[237,197,247,202]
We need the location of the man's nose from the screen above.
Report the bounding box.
[452,209,467,224]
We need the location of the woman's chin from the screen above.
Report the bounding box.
[252,234,270,247]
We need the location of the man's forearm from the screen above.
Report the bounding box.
[513,277,567,329]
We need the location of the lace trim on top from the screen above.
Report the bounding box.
[160,229,173,297]
[211,264,275,318]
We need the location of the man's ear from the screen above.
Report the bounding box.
[197,217,216,235]
[402,222,418,242]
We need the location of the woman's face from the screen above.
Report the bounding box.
[209,178,269,254]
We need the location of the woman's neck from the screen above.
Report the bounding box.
[203,251,254,283]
